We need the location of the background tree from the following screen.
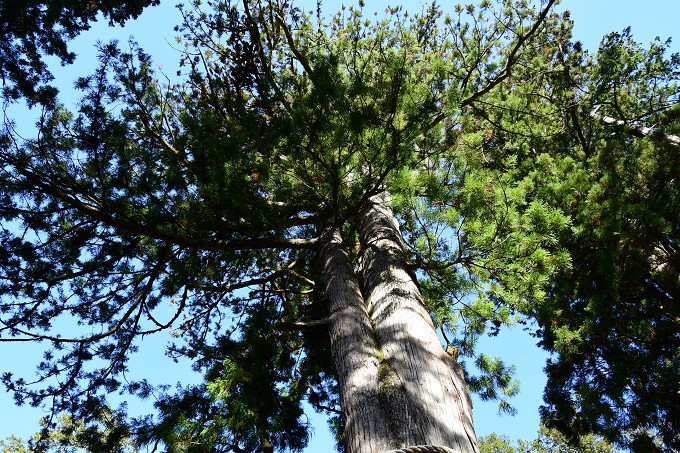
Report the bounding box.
[464,18,679,452]
[478,426,616,453]
[0,409,139,453]
[0,436,29,453]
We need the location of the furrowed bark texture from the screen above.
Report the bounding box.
[321,227,394,453]
[357,195,478,453]
[322,195,479,453]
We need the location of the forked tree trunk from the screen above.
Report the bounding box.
[322,195,478,453]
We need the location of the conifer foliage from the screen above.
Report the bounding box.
[0,0,159,105]
[1,0,677,452]
[462,22,680,451]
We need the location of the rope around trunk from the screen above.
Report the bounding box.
[384,446,457,453]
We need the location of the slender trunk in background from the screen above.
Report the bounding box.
[321,195,478,453]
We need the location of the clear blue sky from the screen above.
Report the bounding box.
[1,0,678,451]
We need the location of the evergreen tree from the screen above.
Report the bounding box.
[464,19,680,452]
[0,0,562,451]
[0,409,139,453]
[479,426,616,453]
[5,1,674,452]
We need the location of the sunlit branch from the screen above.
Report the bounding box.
[275,13,315,84]
[243,0,293,115]
[460,0,558,107]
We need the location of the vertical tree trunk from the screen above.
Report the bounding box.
[321,227,394,452]
[357,195,478,453]
[322,195,478,453]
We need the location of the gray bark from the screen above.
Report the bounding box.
[322,227,394,453]
[321,195,478,453]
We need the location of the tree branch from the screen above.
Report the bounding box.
[275,13,315,83]
[591,105,680,146]
[274,318,328,331]
[4,157,318,251]
[1,259,163,343]
[242,0,293,115]
[460,0,558,107]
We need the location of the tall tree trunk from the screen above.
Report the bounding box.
[321,226,394,452]
[321,196,478,453]
[358,195,478,453]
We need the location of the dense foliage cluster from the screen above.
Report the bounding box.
[0,0,159,105]
[471,27,680,450]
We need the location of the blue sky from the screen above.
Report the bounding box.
[1,0,679,450]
